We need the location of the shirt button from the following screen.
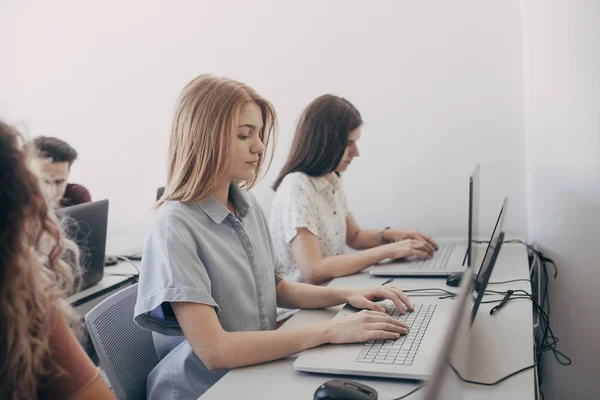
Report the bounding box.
[333,211,337,215]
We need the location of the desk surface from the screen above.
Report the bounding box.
[67,259,139,315]
[201,244,535,400]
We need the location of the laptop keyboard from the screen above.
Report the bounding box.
[410,242,455,269]
[355,303,437,366]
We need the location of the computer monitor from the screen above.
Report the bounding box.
[56,199,109,291]
[466,165,481,267]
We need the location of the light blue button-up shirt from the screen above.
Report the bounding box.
[134,183,282,399]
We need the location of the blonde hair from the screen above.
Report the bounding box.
[0,121,80,400]
[158,74,277,206]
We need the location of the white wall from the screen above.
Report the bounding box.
[0,0,528,252]
[522,1,600,398]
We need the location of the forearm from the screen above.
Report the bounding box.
[276,279,353,309]
[207,323,327,370]
[348,229,386,250]
[303,246,390,284]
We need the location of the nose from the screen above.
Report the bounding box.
[43,181,58,200]
[352,143,360,158]
[252,135,266,155]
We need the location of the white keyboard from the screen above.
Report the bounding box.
[410,242,455,269]
[355,303,437,365]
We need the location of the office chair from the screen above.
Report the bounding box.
[85,284,158,400]
[156,186,165,201]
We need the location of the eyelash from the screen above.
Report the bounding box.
[238,129,252,140]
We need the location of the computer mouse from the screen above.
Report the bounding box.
[314,379,378,400]
[446,272,464,287]
[104,255,119,266]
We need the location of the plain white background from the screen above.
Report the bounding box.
[522,1,600,398]
[1,1,597,398]
[0,0,528,249]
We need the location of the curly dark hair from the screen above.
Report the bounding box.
[33,136,78,166]
[0,122,79,399]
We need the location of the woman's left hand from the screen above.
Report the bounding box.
[385,229,439,250]
[346,285,414,314]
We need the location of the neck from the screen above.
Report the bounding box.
[324,172,338,185]
[214,179,235,213]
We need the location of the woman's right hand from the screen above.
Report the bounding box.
[384,239,434,260]
[324,310,409,344]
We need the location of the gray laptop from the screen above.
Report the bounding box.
[294,197,507,381]
[56,199,109,291]
[370,165,480,277]
[423,215,508,399]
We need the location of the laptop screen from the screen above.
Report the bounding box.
[55,199,109,291]
[467,165,481,267]
[471,197,508,322]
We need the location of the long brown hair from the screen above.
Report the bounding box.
[0,121,80,399]
[272,94,362,191]
[158,74,277,206]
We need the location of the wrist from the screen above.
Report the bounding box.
[379,227,393,244]
[316,321,333,345]
[338,287,355,304]
[379,242,394,259]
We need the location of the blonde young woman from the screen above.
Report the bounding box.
[270,95,438,321]
[134,75,415,399]
[0,121,114,400]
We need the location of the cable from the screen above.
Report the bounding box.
[104,272,139,278]
[403,288,458,297]
[115,255,140,276]
[449,362,536,386]
[474,239,558,278]
[474,237,567,378]
[488,278,531,284]
[390,384,423,400]
[477,289,572,367]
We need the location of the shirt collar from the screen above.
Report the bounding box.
[198,182,251,224]
[309,174,340,192]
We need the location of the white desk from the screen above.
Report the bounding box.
[68,259,140,316]
[201,244,536,400]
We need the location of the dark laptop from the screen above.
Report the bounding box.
[56,199,109,291]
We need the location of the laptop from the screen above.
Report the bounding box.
[56,199,109,291]
[370,165,480,277]
[423,231,508,400]
[293,197,507,381]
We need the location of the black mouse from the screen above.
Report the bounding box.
[446,272,464,287]
[314,379,378,400]
[104,255,119,266]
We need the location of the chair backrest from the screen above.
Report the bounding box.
[156,186,165,201]
[85,284,159,400]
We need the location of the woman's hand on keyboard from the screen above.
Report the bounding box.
[384,239,435,260]
[324,310,409,344]
[384,229,439,250]
[346,286,414,313]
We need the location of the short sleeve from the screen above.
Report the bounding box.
[134,210,219,336]
[279,178,320,243]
